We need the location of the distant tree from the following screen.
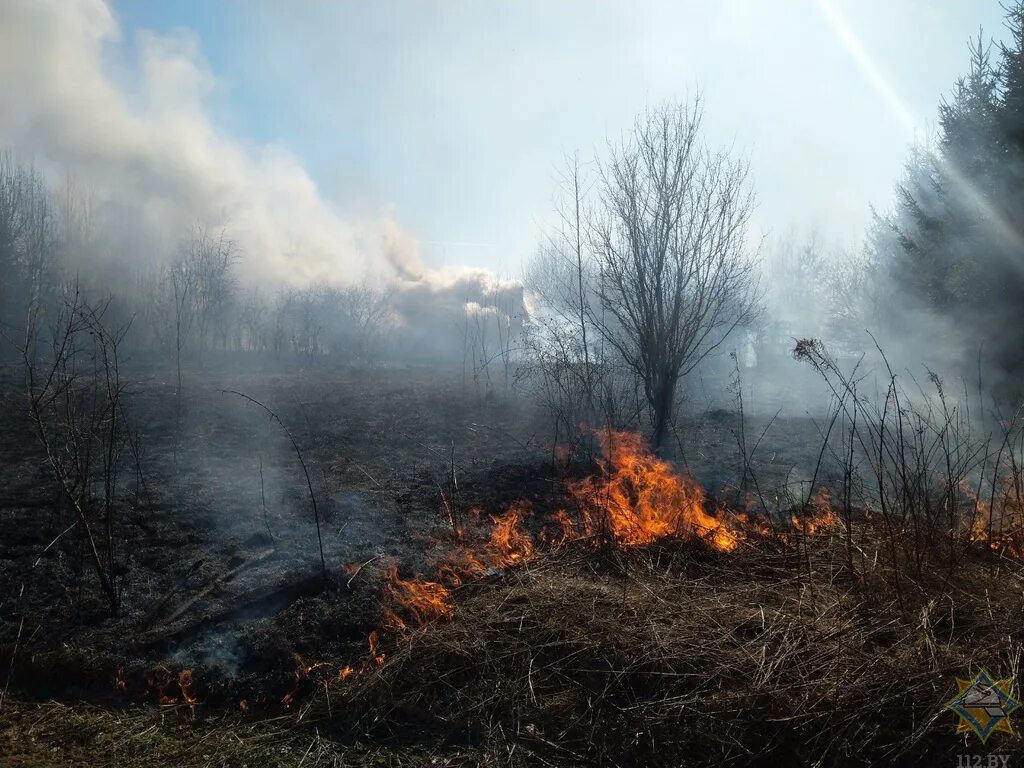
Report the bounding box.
[765,231,829,336]
[874,6,1024,383]
[338,283,393,362]
[590,98,760,453]
[0,153,57,342]
[186,226,239,354]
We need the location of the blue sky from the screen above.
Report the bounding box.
[13,1,1015,278]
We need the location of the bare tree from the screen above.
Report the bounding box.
[336,282,393,362]
[590,98,761,452]
[169,256,195,461]
[21,286,136,615]
[0,154,57,340]
[826,245,879,347]
[527,155,598,416]
[238,287,269,352]
[185,225,238,355]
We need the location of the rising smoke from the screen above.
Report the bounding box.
[0,0,525,347]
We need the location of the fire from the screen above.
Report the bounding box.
[551,509,576,543]
[370,430,751,662]
[566,430,739,551]
[178,670,198,711]
[487,504,535,566]
[965,476,1024,557]
[381,566,454,630]
[433,504,537,584]
[791,488,841,535]
[368,630,385,666]
[146,667,199,710]
[281,656,330,709]
[367,430,869,674]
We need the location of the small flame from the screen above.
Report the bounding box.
[964,477,1024,556]
[487,504,534,567]
[381,566,454,630]
[178,669,198,711]
[281,655,330,709]
[791,488,841,535]
[368,630,385,666]
[146,667,199,710]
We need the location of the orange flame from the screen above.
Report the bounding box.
[146,667,198,710]
[791,488,841,535]
[365,430,819,670]
[965,476,1024,557]
[381,566,454,630]
[368,630,385,666]
[487,504,535,567]
[281,655,330,709]
[566,430,739,551]
[177,669,198,711]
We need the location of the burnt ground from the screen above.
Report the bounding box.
[0,361,831,715]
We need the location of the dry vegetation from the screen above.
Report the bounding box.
[4,359,1024,766]
[4,533,1023,767]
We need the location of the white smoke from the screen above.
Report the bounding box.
[0,0,420,286]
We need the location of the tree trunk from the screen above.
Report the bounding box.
[650,371,677,456]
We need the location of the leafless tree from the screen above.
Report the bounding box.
[169,256,195,460]
[590,98,761,452]
[20,286,137,615]
[826,245,879,346]
[238,287,269,352]
[184,225,238,354]
[335,282,393,362]
[0,154,57,340]
[522,155,598,421]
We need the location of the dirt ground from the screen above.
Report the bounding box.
[0,360,837,730]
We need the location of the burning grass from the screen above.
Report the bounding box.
[566,430,741,550]
[316,534,1024,766]
[372,430,820,644]
[5,531,1024,766]
[6,530,1023,766]
[5,426,1024,766]
[312,428,1024,765]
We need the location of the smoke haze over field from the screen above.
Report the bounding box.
[0,0,427,288]
[4,0,1024,392]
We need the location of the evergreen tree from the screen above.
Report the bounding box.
[874,5,1024,386]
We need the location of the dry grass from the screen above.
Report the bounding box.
[0,699,489,767]
[4,529,1024,767]
[316,532,1024,766]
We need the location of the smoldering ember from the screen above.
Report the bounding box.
[5,3,1024,767]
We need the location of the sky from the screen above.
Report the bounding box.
[1,0,1013,283]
